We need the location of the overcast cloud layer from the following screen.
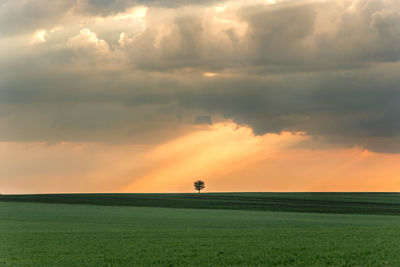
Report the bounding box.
[1,0,399,153]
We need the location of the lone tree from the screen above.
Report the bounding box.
[194,180,205,193]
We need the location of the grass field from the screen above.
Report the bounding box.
[1,193,400,266]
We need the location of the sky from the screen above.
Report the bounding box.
[0,0,399,193]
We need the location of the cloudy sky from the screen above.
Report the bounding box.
[1,0,399,193]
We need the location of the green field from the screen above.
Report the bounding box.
[1,193,400,266]
[2,192,400,215]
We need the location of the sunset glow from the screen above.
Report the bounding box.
[1,122,399,194]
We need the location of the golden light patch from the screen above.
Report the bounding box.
[30,29,46,44]
[203,72,219,77]
[112,6,147,21]
[215,5,227,13]
[120,123,309,193]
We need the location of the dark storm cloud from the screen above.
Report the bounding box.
[175,67,400,153]
[1,60,398,152]
[238,4,317,67]
[195,116,212,125]
[0,0,399,153]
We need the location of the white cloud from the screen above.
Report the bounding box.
[112,6,147,21]
[68,28,109,51]
[30,29,47,44]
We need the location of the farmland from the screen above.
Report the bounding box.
[1,193,400,266]
[1,192,400,215]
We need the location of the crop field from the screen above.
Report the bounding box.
[2,192,400,215]
[1,193,400,266]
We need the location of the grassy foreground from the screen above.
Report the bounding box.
[1,201,400,266]
[1,192,400,215]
